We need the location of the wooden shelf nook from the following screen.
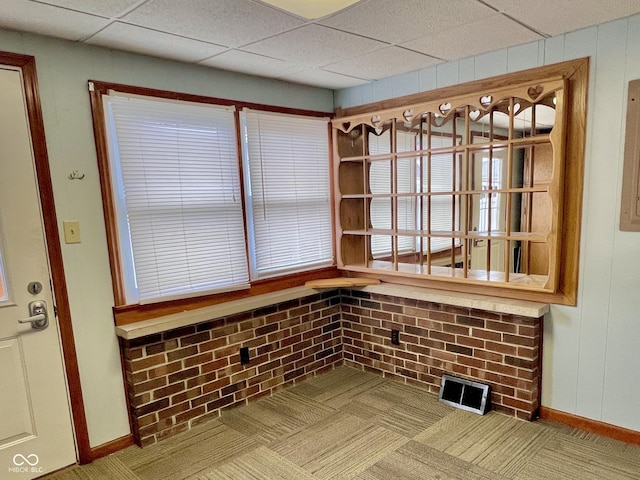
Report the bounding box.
[332,59,589,304]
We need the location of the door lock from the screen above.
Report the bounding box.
[17,301,49,330]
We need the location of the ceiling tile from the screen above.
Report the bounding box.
[86,22,228,63]
[123,0,304,47]
[402,15,543,61]
[35,0,139,17]
[244,24,387,67]
[0,0,109,40]
[324,46,441,80]
[483,0,640,36]
[280,68,369,89]
[200,50,301,78]
[319,0,496,44]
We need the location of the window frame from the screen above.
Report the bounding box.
[89,81,337,324]
[332,58,589,306]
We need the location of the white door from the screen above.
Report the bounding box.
[0,66,76,477]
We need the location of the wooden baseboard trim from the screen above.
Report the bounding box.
[539,406,640,445]
[87,434,134,462]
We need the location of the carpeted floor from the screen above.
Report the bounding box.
[45,366,640,480]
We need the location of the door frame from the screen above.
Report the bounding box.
[0,51,91,464]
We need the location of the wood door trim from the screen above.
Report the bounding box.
[0,51,92,464]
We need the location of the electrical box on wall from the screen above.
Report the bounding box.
[620,79,640,231]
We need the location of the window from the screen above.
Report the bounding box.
[92,84,333,308]
[241,109,332,279]
[104,95,248,304]
[332,58,589,305]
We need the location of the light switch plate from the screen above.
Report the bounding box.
[63,221,81,244]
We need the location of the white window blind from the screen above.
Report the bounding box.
[424,135,459,252]
[241,109,332,279]
[368,129,416,256]
[104,94,248,304]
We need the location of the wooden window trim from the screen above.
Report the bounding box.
[88,81,337,325]
[333,58,589,306]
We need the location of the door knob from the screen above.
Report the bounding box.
[17,300,49,330]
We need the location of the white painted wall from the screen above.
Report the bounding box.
[335,15,640,433]
[0,29,334,448]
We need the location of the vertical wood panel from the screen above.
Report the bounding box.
[574,19,628,420]
[419,65,437,93]
[392,71,420,98]
[601,12,640,433]
[474,49,508,80]
[436,61,459,87]
[507,41,541,73]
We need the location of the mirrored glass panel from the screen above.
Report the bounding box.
[370,234,392,261]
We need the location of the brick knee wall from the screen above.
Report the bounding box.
[340,289,542,420]
[120,291,342,446]
[120,288,543,446]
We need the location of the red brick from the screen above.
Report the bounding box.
[148,361,182,380]
[474,350,503,362]
[130,353,166,372]
[172,386,202,405]
[451,364,470,376]
[167,346,198,362]
[420,338,445,350]
[431,350,457,363]
[371,310,392,321]
[503,334,536,347]
[486,320,518,334]
[157,401,190,420]
[200,358,229,374]
[184,352,214,368]
[428,310,455,323]
[430,331,456,343]
[471,328,501,341]
[175,406,206,424]
[518,325,538,337]
[517,346,538,358]
[485,341,518,355]
[133,377,167,395]
[381,303,403,313]
[416,318,443,330]
[201,376,232,394]
[457,335,485,349]
[502,395,533,411]
[153,382,185,400]
[456,356,484,369]
[180,331,211,347]
[199,337,227,353]
[485,361,518,377]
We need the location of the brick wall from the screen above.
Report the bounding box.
[341,289,542,420]
[120,287,542,446]
[120,291,342,446]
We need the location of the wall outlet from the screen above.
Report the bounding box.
[391,329,400,345]
[240,347,250,365]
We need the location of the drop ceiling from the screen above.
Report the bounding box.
[2,0,640,89]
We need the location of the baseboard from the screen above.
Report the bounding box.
[87,434,134,463]
[539,406,640,446]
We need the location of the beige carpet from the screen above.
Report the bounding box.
[45,366,640,480]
